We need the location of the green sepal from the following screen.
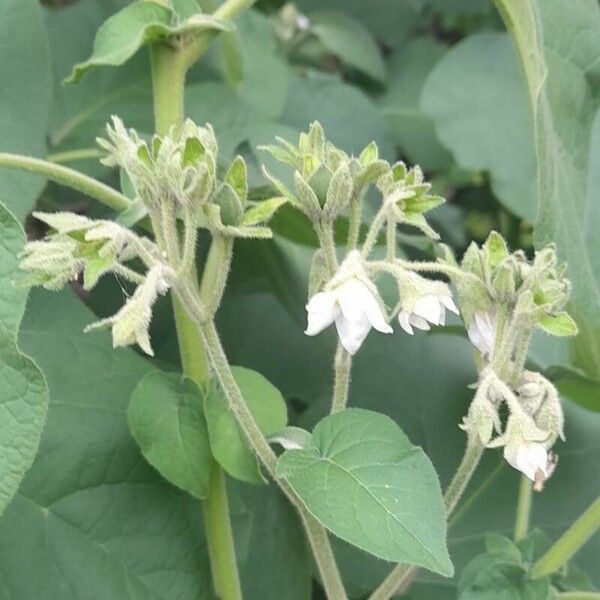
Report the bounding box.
[211,182,243,226]
[537,311,578,336]
[225,155,248,204]
[241,197,288,226]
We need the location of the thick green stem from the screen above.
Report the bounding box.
[0,153,131,212]
[150,41,241,600]
[331,343,352,413]
[514,474,533,541]
[531,496,600,578]
[203,462,243,600]
[369,437,484,600]
[557,593,600,600]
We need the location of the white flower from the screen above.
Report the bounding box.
[305,252,392,355]
[504,441,556,488]
[398,293,458,335]
[467,310,496,356]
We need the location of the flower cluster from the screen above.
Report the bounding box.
[99,116,284,239]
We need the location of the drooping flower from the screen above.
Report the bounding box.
[305,251,392,355]
[398,292,458,335]
[467,310,496,356]
[504,441,557,489]
[85,265,170,355]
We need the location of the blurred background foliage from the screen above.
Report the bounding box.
[0,0,598,598]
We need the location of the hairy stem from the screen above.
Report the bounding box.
[531,496,600,578]
[0,153,131,212]
[331,343,352,413]
[46,148,103,164]
[369,437,484,600]
[181,314,347,599]
[346,191,363,250]
[557,593,600,600]
[514,474,533,541]
[150,41,240,600]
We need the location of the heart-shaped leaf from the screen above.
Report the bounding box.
[0,202,49,516]
[276,408,453,576]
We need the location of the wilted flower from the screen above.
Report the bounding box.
[504,441,557,490]
[85,265,170,355]
[305,251,392,355]
[398,292,458,335]
[467,310,496,356]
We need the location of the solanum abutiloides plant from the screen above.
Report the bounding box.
[15,118,582,600]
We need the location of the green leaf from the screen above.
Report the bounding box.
[0,288,213,598]
[458,552,550,600]
[0,0,52,221]
[0,204,48,516]
[379,39,452,171]
[537,312,578,337]
[308,10,386,82]
[276,408,453,576]
[66,0,232,83]
[421,32,536,221]
[128,370,212,499]
[204,366,288,484]
[492,0,600,380]
[66,1,173,83]
[485,533,522,563]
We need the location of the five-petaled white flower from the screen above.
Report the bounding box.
[504,441,556,490]
[398,292,458,335]
[467,310,496,356]
[305,252,392,355]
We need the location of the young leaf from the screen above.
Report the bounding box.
[128,371,212,499]
[0,203,49,516]
[204,366,288,484]
[276,408,454,576]
[66,1,173,83]
[66,0,233,83]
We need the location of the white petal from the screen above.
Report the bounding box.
[337,278,371,323]
[362,291,393,334]
[413,295,442,325]
[438,306,447,326]
[335,313,371,355]
[305,292,337,336]
[505,442,549,481]
[440,295,459,315]
[468,311,496,355]
[409,314,431,331]
[398,310,414,335]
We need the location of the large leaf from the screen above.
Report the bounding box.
[379,39,452,171]
[0,204,48,515]
[308,10,386,82]
[0,0,52,221]
[277,408,454,576]
[128,370,213,499]
[491,0,600,379]
[421,32,536,221]
[204,366,288,484]
[0,289,214,599]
